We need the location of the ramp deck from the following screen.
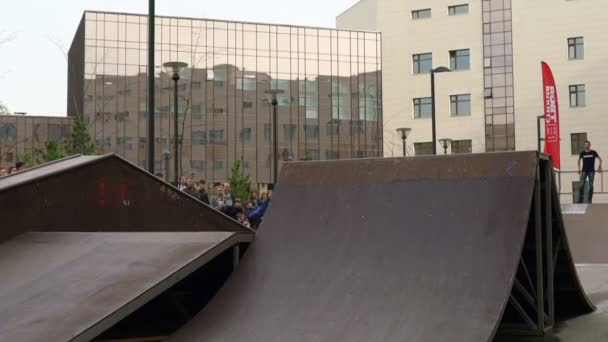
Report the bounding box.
[0,231,247,342]
[169,152,592,342]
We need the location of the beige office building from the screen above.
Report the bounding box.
[338,0,608,203]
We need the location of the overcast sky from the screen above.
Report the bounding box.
[0,0,359,116]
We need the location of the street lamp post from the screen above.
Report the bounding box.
[396,127,412,157]
[265,89,284,185]
[147,0,155,174]
[431,66,451,155]
[163,61,188,186]
[438,138,453,155]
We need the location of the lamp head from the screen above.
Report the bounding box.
[163,61,188,79]
[438,138,453,147]
[264,89,284,106]
[396,127,412,139]
[432,66,451,73]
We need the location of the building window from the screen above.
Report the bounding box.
[305,124,319,139]
[243,101,253,109]
[484,88,493,98]
[450,94,471,116]
[351,121,364,134]
[264,123,271,141]
[209,129,224,144]
[305,107,318,119]
[412,9,432,19]
[413,53,433,74]
[214,160,225,169]
[449,49,470,70]
[283,124,296,141]
[0,123,17,141]
[568,37,584,60]
[116,137,133,150]
[191,160,205,171]
[413,97,432,118]
[451,139,472,153]
[569,84,586,107]
[192,104,202,115]
[192,81,202,89]
[448,4,469,15]
[414,142,434,156]
[326,121,339,136]
[571,133,587,155]
[241,128,252,141]
[192,130,207,145]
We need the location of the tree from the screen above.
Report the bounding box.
[0,101,9,115]
[229,160,252,202]
[21,140,65,166]
[64,113,95,155]
[37,140,65,164]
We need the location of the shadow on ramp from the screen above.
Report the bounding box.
[169,152,593,342]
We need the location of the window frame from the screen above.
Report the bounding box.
[414,142,434,156]
[451,139,473,154]
[448,4,469,16]
[569,84,586,108]
[412,8,432,20]
[413,97,433,118]
[413,53,433,74]
[570,132,588,155]
[568,37,584,60]
[449,49,470,71]
[450,94,472,116]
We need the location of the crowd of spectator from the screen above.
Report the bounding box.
[174,176,271,229]
[0,162,26,177]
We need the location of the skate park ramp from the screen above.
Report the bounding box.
[0,154,250,243]
[169,151,593,342]
[0,231,246,342]
[563,204,608,263]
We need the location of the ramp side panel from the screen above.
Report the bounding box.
[170,152,538,342]
[0,156,249,242]
[0,231,236,342]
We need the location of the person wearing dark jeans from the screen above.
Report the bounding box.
[578,140,602,204]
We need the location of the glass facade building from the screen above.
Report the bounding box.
[68,11,383,184]
[0,115,74,168]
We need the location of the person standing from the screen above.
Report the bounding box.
[177,176,187,191]
[248,191,259,207]
[221,182,236,217]
[578,140,602,204]
[197,179,210,205]
[182,177,199,199]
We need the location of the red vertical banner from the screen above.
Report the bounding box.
[541,62,561,170]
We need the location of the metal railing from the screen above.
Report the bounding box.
[555,170,607,203]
